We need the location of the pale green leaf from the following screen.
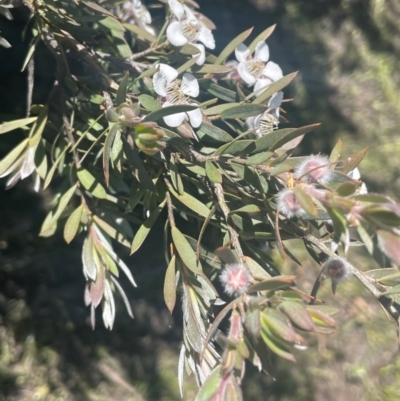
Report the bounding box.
[164,255,177,313]
[64,204,83,244]
[172,227,202,274]
[0,117,37,134]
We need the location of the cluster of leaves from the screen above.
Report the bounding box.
[2,0,400,399]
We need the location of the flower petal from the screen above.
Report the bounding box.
[169,0,185,19]
[183,4,197,21]
[262,61,283,82]
[163,112,187,127]
[167,20,188,47]
[268,91,284,110]
[254,78,272,94]
[245,116,256,130]
[235,43,251,63]
[187,107,202,128]
[181,73,199,97]
[153,71,168,96]
[197,26,215,49]
[192,43,205,65]
[254,41,269,62]
[237,62,256,85]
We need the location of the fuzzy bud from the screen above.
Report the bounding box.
[220,264,252,297]
[324,257,351,294]
[295,155,332,184]
[276,188,306,219]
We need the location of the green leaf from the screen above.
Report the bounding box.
[216,139,254,156]
[143,104,198,122]
[230,204,261,215]
[179,43,201,55]
[215,247,238,264]
[170,154,184,195]
[123,22,157,42]
[168,184,211,218]
[279,301,315,332]
[214,27,253,65]
[200,81,237,102]
[341,147,368,174]
[247,275,296,293]
[40,183,78,235]
[164,255,177,314]
[77,169,107,199]
[0,117,37,134]
[220,104,267,119]
[64,204,83,244]
[130,199,166,254]
[116,72,129,106]
[124,146,156,192]
[103,125,118,187]
[260,324,295,362]
[21,35,39,72]
[83,1,116,18]
[197,122,233,143]
[172,227,202,274]
[252,71,298,104]
[205,161,222,183]
[0,139,28,175]
[194,64,233,74]
[34,139,47,179]
[362,206,400,227]
[270,123,320,151]
[176,54,201,74]
[203,102,240,116]
[29,106,48,147]
[99,16,125,32]
[330,138,343,163]
[243,256,271,280]
[245,151,273,165]
[195,365,222,401]
[139,94,161,111]
[248,24,276,53]
[293,187,317,217]
[44,144,70,189]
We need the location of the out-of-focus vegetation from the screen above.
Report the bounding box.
[1,0,400,400]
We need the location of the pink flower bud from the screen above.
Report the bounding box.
[276,188,306,218]
[295,155,332,184]
[220,264,252,296]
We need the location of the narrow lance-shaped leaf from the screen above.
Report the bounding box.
[0,139,28,175]
[130,199,166,254]
[103,124,119,186]
[64,204,83,244]
[164,255,177,314]
[205,160,222,183]
[82,235,97,281]
[172,227,203,274]
[116,72,129,106]
[0,117,37,134]
[77,168,107,199]
[248,24,276,52]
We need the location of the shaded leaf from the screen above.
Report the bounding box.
[203,102,240,116]
[229,204,261,215]
[247,275,296,293]
[215,247,238,264]
[130,199,166,254]
[377,230,400,266]
[123,22,157,42]
[139,94,161,111]
[197,122,233,143]
[293,187,317,217]
[243,256,270,280]
[103,124,118,186]
[116,72,129,106]
[279,301,315,332]
[168,184,211,218]
[220,104,267,119]
[195,366,222,401]
[205,160,222,183]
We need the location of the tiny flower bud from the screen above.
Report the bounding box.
[295,155,332,184]
[324,256,351,294]
[220,264,252,296]
[276,188,306,219]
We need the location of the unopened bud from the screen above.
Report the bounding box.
[295,155,332,184]
[220,264,252,297]
[324,256,351,294]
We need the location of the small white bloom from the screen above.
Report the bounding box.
[235,40,283,93]
[246,91,283,137]
[167,0,215,65]
[348,167,368,194]
[153,63,202,128]
[119,0,155,35]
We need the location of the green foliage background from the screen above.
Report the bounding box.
[1,0,400,400]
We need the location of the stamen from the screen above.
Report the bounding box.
[258,113,279,136]
[246,60,265,78]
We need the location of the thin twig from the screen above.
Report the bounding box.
[165,187,176,228]
[26,57,34,117]
[214,182,244,260]
[127,42,168,61]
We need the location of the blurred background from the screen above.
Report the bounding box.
[1,0,400,400]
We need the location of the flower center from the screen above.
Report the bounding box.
[258,113,279,136]
[246,59,265,78]
[166,80,188,104]
[181,19,200,42]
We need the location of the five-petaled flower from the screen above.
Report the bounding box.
[119,0,155,35]
[246,91,283,137]
[235,40,283,94]
[153,63,202,128]
[167,0,215,65]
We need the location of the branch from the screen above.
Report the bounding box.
[127,42,168,61]
[214,182,244,260]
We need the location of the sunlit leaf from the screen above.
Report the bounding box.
[172,227,203,274]
[220,104,267,119]
[164,255,177,313]
[77,169,107,199]
[0,117,37,134]
[64,204,83,244]
[248,24,276,52]
[377,230,400,266]
[252,72,298,104]
[205,160,222,183]
[168,184,211,218]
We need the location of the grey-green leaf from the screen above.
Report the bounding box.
[164,255,177,314]
[64,204,83,244]
[172,227,203,274]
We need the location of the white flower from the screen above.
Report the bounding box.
[153,63,202,128]
[167,0,215,65]
[348,167,368,194]
[235,40,283,93]
[120,0,155,36]
[246,91,283,137]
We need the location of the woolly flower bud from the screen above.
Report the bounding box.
[276,188,306,219]
[220,264,252,296]
[324,257,351,282]
[295,155,332,184]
